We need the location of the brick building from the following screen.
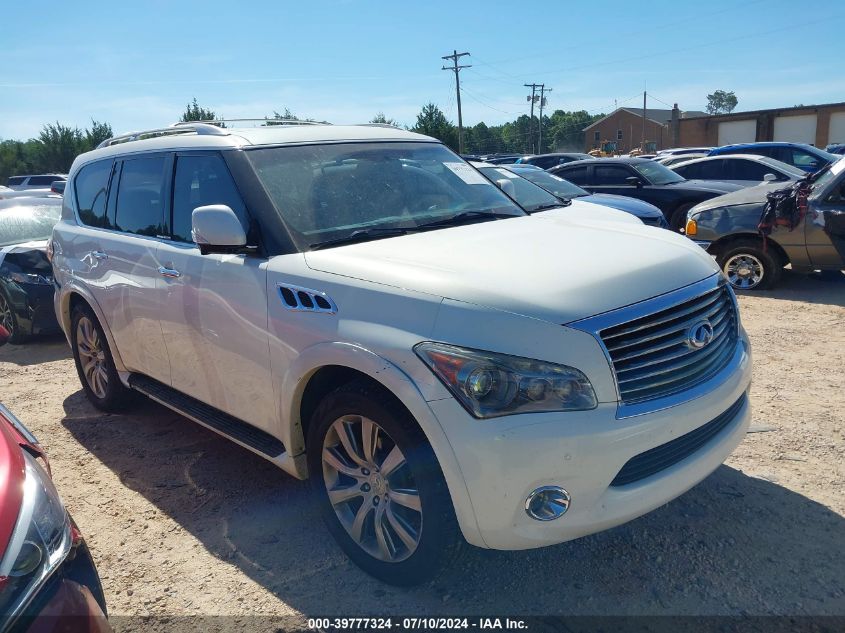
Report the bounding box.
[583,107,705,153]
[675,102,845,148]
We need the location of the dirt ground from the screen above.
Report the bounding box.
[1,270,844,631]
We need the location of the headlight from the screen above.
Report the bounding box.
[8,272,52,286]
[0,452,72,620]
[415,342,597,419]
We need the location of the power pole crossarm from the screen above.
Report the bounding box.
[442,50,471,154]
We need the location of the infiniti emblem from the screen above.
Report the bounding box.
[687,319,715,349]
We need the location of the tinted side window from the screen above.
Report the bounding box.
[171,154,246,243]
[594,165,634,185]
[6,176,24,186]
[560,165,588,184]
[530,156,556,169]
[114,156,167,237]
[29,175,60,186]
[731,159,773,181]
[790,150,822,170]
[74,160,113,227]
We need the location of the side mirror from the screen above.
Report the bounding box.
[192,204,247,255]
[763,173,778,182]
[0,324,9,347]
[495,178,516,197]
[625,176,643,188]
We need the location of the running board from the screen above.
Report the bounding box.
[128,373,286,459]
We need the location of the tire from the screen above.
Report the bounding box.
[717,240,782,290]
[669,202,695,233]
[0,290,27,345]
[70,303,132,411]
[307,379,462,585]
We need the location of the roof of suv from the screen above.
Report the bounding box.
[74,124,435,168]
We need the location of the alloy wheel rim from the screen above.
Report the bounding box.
[76,317,108,398]
[321,415,422,562]
[725,254,764,289]
[0,295,13,336]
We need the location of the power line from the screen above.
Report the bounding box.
[442,50,471,154]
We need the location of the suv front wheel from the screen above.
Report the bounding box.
[307,379,461,585]
[70,303,132,411]
[717,240,782,290]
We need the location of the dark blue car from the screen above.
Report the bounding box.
[708,142,836,173]
[500,164,670,228]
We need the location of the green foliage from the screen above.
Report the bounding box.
[706,90,738,115]
[262,108,327,125]
[180,98,224,125]
[370,112,400,127]
[412,103,458,150]
[0,120,114,184]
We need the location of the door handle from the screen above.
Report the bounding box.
[91,250,108,260]
[157,266,181,278]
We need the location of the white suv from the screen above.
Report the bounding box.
[51,122,752,585]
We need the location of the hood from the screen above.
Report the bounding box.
[0,409,26,557]
[689,181,784,214]
[536,200,643,225]
[304,215,719,324]
[667,179,744,194]
[581,193,664,219]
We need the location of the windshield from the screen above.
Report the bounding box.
[477,167,563,212]
[0,204,61,247]
[632,161,685,185]
[811,156,845,194]
[511,169,590,199]
[246,142,525,250]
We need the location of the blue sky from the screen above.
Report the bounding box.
[1,0,843,140]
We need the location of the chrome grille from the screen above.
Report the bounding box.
[599,283,738,404]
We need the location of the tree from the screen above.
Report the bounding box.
[84,120,113,149]
[411,103,457,150]
[180,98,223,125]
[706,90,738,115]
[370,112,399,127]
[37,123,84,173]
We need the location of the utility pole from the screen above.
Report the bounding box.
[525,83,541,153]
[442,50,471,154]
[538,85,552,154]
[642,91,647,151]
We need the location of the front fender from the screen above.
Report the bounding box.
[280,341,485,547]
[693,204,763,243]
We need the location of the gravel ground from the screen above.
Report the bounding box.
[1,270,843,631]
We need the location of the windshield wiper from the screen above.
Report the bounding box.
[414,210,519,229]
[527,200,570,213]
[309,227,418,250]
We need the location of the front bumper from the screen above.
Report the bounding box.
[3,282,61,337]
[428,335,752,550]
[11,527,110,633]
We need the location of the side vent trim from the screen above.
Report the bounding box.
[277,283,337,314]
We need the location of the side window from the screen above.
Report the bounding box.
[790,150,821,170]
[731,159,772,181]
[560,165,588,184]
[74,160,113,228]
[29,175,59,186]
[674,163,697,179]
[594,165,635,185]
[7,176,25,186]
[532,156,554,169]
[114,156,167,237]
[171,154,246,243]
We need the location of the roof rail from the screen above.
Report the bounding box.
[174,118,329,127]
[96,123,229,149]
[357,123,402,129]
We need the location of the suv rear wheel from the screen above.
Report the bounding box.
[717,240,782,290]
[71,304,132,411]
[307,379,461,585]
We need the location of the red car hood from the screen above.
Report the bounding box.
[0,411,28,558]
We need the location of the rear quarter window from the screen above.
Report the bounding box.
[6,177,25,186]
[75,160,114,227]
[559,165,589,184]
[28,175,60,186]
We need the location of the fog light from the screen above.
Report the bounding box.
[525,486,570,521]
